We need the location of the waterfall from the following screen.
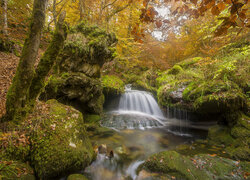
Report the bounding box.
[102,85,166,130]
[117,85,164,119]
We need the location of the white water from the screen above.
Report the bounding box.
[117,84,165,120]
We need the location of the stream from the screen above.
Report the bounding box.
[84,85,210,180]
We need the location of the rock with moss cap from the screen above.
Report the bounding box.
[55,22,117,78]
[41,72,104,114]
[42,23,117,114]
[27,100,95,179]
[140,150,246,180]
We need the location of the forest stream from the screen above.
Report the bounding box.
[81,85,210,180]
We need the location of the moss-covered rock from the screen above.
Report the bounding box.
[207,113,250,161]
[0,160,35,180]
[207,126,234,146]
[41,72,104,114]
[27,100,95,179]
[140,151,246,180]
[55,23,117,78]
[0,100,95,179]
[183,80,246,114]
[101,75,125,95]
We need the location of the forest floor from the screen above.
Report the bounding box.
[0,52,19,117]
[0,50,43,118]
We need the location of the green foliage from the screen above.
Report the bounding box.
[156,40,249,114]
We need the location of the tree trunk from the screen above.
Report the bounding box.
[53,0,57,26]
[3,0,8,36]
[79,0,85,21]
[5,0,47,123]
[29,12,67,104]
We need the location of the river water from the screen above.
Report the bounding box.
[84,85,209,180]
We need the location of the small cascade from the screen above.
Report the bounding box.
[102,84,166,129]
[118,84,164,119]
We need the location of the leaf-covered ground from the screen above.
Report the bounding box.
[0,50,43,118]
[0,52,19,117]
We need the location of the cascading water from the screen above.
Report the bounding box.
[118,84,164,118]
[101,84,166,129]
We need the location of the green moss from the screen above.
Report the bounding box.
[101,75,125,95]
[167,65,183,75]
[141,150,245,179]
[208,126,234,146]
[177,57,203,69]
[27,100,94,179]
[0,160,35,180]
[67,174,88,180]
[182,80,246,114]
[84,114,101,124]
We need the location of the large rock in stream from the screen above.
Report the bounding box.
[1,100,95,179]
[41,23,117,115]
[139,151,249,180]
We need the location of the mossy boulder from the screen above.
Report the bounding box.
[0,160,35,180]
[101,75,125,96]
[41,72,104,114]
[27,100,95,179]
[55,23,117,78]
[182,80,246,114]
[140,151,246,179]
[0,100,95,179]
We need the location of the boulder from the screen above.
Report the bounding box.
[28,100,95,179]
[41,73,104,114]
[140,151,247,179]
[56,23,117,77]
